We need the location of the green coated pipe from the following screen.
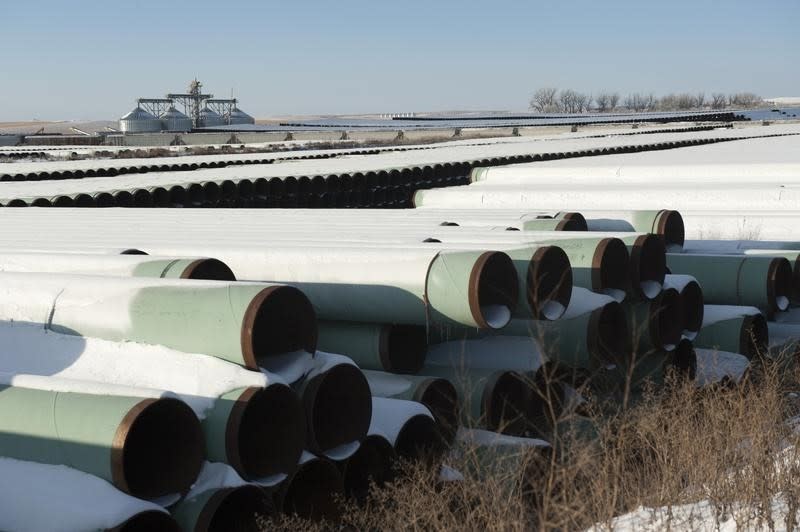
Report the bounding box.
[362,370,460,444]
[666,253,792,314]
[316,321,427,374]
[0,273,318,370]
[585,210,685,250]
[418,365,530,435]
[0,387,203,499]
[694,305,768,360]
[170,485,275,532]
[202,385,306,480]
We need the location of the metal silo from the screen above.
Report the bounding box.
[225,107,255,125]
[199,107,224,127]
[119,107,162,133]
[161,106,193,132]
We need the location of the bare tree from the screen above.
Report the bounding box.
[729,92,762,108]
[608,92,620,111]
[529,87,559,113]
[711,93,727,109]
[625,93,654,112]
[695,92,706,109]
[596,92,610,112]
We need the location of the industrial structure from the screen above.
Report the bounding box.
[119,79,254,133]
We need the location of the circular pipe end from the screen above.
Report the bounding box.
[414,377,459,445]
[120,249,148,255]
[587,301,628,366]
[767,257,793,312]
[665,338,697,382]
[650,288,683,350]
[342,434,396,502]
[591,238,630,298]
[469,251,519,329]
[113,398,204,499]
[303,364,372,453]
[180,258,236,281]
[281,457,344,521]
[243,285,318,370]
[528,246,573,321]
[679,280,704,338]
[740,314,769,359]
[394,414,446,461]
[655,210,686,250]
[378,324,427,374]
[198,485,276,532]
[226,385,306,480]
[630,234,667,300]
[110,510,179,532]
[556,212,588,231]
[483,371,530,435]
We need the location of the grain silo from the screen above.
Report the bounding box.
[225,107,255,125]
[198,107,224,127]
[119,107,162,133]
[161,106,193,132]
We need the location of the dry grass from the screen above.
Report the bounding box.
[266,348,800,531]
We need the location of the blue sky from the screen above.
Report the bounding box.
[0,0,797,120]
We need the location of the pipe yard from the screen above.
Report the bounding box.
[2,119,800,530]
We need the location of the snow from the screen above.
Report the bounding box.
[457,428,549,449]
[361,369,414,397]
[702,305,762,327]
[695,349,750,387]
[0,321,267,418]
[323,441,361,461]
[257,350,316,385]
[185,462,248,499]
[438,464,465,482]
[562,287,616,319]
[483,304,512,328]
[0,457,168,532]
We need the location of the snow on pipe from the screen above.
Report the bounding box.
[0,457,179,532]
[624,287,683,355]
[0,252,235,281]
[666,253,792,314]
[362,370,460,445]
[337,433,396,502]
[695,349,751,388]
[694,305,768,360]
[292,355,373,454]
[418,365,531,436]
[170,485,275,532]
[0,388,203,499]
[316,321,427,374]
[370,397,444,461]
[0,273,318,370]
[276,452,345,522]
[664,274,704,340]
[202,385,306,481]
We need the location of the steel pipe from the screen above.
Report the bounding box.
[695,305,768,359]
[316,321,427,374]
[171,484,274,532]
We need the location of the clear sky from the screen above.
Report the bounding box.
[0,0,798,121]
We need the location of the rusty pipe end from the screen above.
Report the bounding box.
[112,398,204,500]
[179,258,236,281]
[197,485,276,532]
[591,238,630,300]
[119,249,148,255]
[242,285,318,370]
[378,324,427,374]
[226,385,306,480]
[767,257,793,313]
[395,413,446,461]
[482,371,531,435]
[555,212,588,231]
[629,234,667,300]
[302,364,372,453]
[655,209,686,250]
[468,251,519,329]
[528,246,573,321]
[740,314,769,360]
[413,377,459,446]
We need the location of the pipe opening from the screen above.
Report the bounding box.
[666,338,697,382]
[741,314,769,359]
[304,363,372,452]
[282,457,344,521]
[133,189,153,207]
[220,180,238,199]
[470,251,519,329]
[120,249,148,255]
[484,371,530,435]
[342,434,395,502]
[74,194,93,207]
[168,186,186,207]
[378,324,427,374]
[591,238,629,300]
[395,414,444,461]
[244,285,318,367]
[180,258,236,281]
[528,246,573,320]
[656,210,686,250]
[630,234,666,300]
[680,280,704,339]
[53,195,74,207]
[187,184,205,206]
[415,377,459,445]
[110,511,179,532]
[114,191,134,207]
[651,288,682,350]
[238,179,254,199]
[201,485,275,532]
[114,398,204,499]
[228,385,305,479]
[150,187,170,207]
[94,192,114,208]
[31,198,52,207]
[589,301,628,366]
[557,212,588,231]
[793,257,800,304]
[768,257,792,312]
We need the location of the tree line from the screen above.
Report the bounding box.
[529,88,763,113]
